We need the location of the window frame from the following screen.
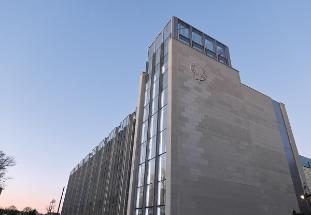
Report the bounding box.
[191,28,204,52]
[177,21,190,44]
[204,36,216,58]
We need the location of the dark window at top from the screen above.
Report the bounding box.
[216,43,225,57]
[192,30,202,45]
[205,37,216,58]
[177,22,190,44]
[216,43,228,64]
[192,29,203,51]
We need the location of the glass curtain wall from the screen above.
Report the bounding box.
[135,20,170,215]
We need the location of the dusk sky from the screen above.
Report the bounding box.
[0,0,310,213]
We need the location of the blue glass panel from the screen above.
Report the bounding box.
[192,30,203,45]
[272,100,307,212]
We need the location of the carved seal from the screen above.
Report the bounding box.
[190,63,207,82]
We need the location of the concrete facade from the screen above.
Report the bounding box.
[169,38,304,214]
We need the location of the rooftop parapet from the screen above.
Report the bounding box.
[148,16,231,68]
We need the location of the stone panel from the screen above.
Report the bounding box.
[170,38,300,215]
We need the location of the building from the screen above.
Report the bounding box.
[61,113,136,215]
[126,17,308,215]
[61,17,309,215]
[300,155,311,192]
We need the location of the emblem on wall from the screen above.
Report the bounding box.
[190,63,207,82]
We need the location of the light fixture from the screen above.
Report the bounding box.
[300,195,305,200]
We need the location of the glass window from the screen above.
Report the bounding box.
[145,207,154,215]
[162,55,168,72]
[148,59,153,74]
[145,184,154,207]
[148,136,157,160]
[157,206,165,215]
[158,154,166,181]
[155,33,163,50]
[136,187,144,208]
[159,106,167,132]
[148,43,155,60]
[146,74,151,89]
[192,30,203,46]
[156,48,161,65]
[205,37,216,58]
[160,89,168,108]
[178,22,190,44]
[144,89,150,106]
[141,121,148,143]
[157,181,166,205]
[159,130,167,155]
[152,78,159,99]
[163,20,171,41]
[216,43,228,64]
[164,39,169,56]
[162,72,168,90]
[216,43,225,57]
[137,164,145,187]
[149,113,158,138]
[136,209,143,215]
[140,142,146,164]
[205,37,214,52]
[147,158,156,184]
[151,97,158,116]
[143,105,149,122]
[154,64,160,80]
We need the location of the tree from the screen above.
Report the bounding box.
[23,207,33,212]
[23,207,38,215]
[7,205,17,211]
[0,150,15,189]
[46,199,56,214]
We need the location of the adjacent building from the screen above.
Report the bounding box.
[62,17,309,215]
[61,114,136,215]
[300,155,311,192]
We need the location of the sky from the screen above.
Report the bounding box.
[0,0,310,213]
